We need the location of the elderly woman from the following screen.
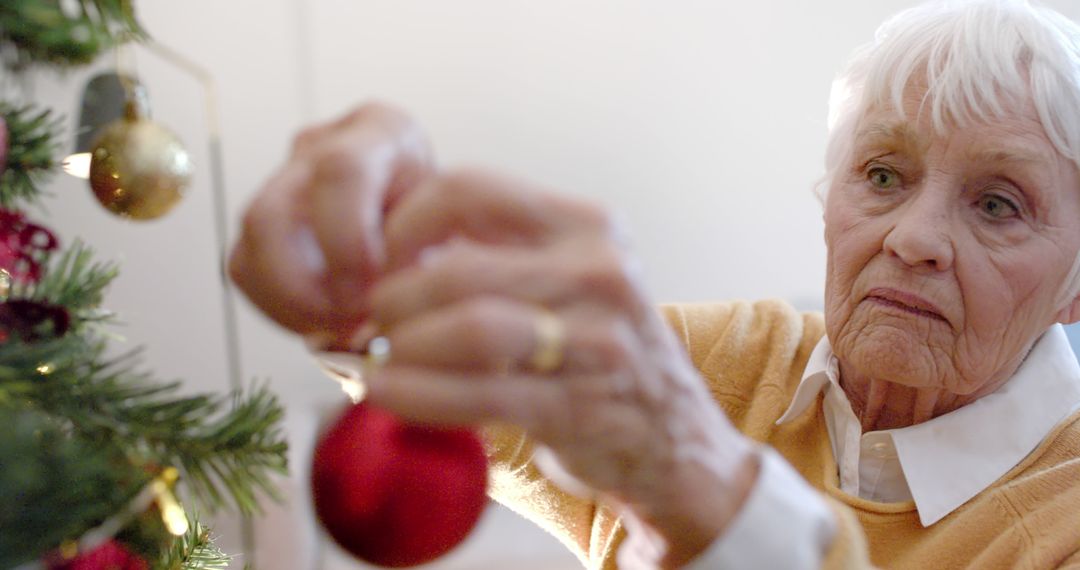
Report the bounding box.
[228,0,1080,567]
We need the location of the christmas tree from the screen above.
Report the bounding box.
[0,2,288,569]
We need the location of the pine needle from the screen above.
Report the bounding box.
[0,0,145,68]
[158,518,231,570]
[0,103,62,209]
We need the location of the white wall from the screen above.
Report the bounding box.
[23,1,1080,568]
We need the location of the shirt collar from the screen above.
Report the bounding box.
[775,338,833,424]
[777,324,1080,526]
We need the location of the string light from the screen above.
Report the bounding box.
[153,467,189,536]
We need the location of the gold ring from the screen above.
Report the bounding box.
[529,310,566,373]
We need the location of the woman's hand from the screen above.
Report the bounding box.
[229,105,759,568]
[228,103,434,342]
[366,168,760,568]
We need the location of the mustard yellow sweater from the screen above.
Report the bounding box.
[485,300,1080,569]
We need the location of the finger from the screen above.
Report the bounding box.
[307,103,435,310]
[365,364,564,430]
[366,365,641,448]
[229,164,345,334]
[381,296,643,375]
[288,116,341,159]
[371,238,645,328]
[383,168,615,271]
[382,296,545,372]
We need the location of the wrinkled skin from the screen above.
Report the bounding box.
[229,104,435,341]
[229,103,757,569]
[824,89,1080,430]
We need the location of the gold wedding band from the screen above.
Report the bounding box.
[529,310,566,374]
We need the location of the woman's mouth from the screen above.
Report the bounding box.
[864,288,949,323]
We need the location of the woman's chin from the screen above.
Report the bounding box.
[834,322,952,390]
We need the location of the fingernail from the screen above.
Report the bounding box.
[418,245,447,267]
[295,227,326,272]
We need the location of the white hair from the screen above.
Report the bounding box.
[820,0,1080,309]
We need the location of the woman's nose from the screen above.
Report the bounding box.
[882,186,955,272]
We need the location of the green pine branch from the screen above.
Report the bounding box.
[16,239,119,327]
[157,518,231,570]
[0,327,288,565]
[0,4,288,569]
[0,0,145,68]
[15,339,289,515]
[170,386,288,515]
[0,407,151,569]
[0,103,63,209]
[1,241,287,518]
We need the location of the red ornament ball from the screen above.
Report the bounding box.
[311,402,489,568]
[52,540,147,570]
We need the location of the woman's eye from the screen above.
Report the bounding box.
[867,166,898,189]
[978,194,1019,219]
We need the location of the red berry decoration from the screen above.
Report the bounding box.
[0,208,59,283]
[0,114,8,175]
[51,540,148,570]
[311,402,489,568]
[0,299,71,342]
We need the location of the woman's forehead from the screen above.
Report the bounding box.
[853,99,1055,156]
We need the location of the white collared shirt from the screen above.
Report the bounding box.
[692,324,1080,569]
[776,323,1080,526]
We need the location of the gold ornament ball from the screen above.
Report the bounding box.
[89,117,192,221]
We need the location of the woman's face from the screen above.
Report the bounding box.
[823,91,1080,396]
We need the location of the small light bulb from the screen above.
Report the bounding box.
[162,501,189,536]
[151,478,190,536]
[62,153,92,179]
